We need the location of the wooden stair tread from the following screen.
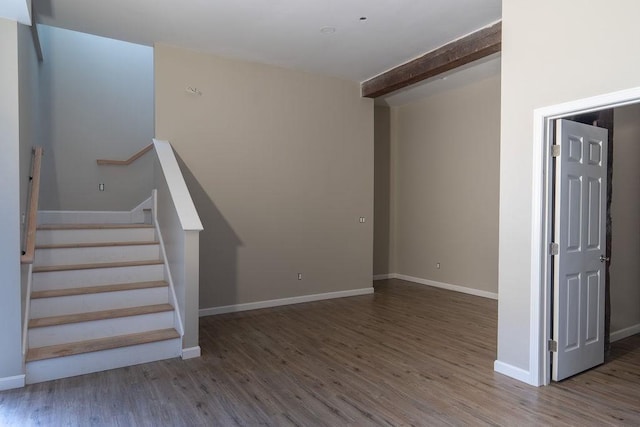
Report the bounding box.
[26,328,180,362]
[31,280,168,299]
[36,240,159,249]
[29,303,174,328]
[33,259,163,273]
[38,223,154,230]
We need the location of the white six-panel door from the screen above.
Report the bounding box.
[552,119,608,381]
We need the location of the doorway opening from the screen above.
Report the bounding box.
[530,86,640,386]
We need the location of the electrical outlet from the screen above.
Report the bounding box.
[98,183,105,191]
[298,273,302,280]
[359,217,366,223]
[436,262,441,269]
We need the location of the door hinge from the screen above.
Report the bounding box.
[548,339,558,352]
[551,145,561,157]
[549,242,559,255]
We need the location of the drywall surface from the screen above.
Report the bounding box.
[498,0,640,373]
[373,106,392,276]
[18,22,39,339]
[155,43,374,310]
[37,25,154,211]
[18,23,38,235]
[610,103,640,334]
[391,75,500,293]
[0,17,24,385]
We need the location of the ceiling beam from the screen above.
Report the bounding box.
[361,21,501,99]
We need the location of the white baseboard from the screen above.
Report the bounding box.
[181,346,201,360]
[377,273,498,300]
[494,360,534,385]
[611,323,640,343]
[0,374,25,391]
[373,274,394,281]
[200,287,374,317]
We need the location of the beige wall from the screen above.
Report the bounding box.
[610,103,640,334]
[387,75,500,293]
[38,26,154,211]
[154,44,374,310]
[373,106,392,276]
[498,0,640,373]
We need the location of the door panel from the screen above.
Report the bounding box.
[553,119,608,381]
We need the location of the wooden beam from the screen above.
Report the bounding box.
[361,21,502,98]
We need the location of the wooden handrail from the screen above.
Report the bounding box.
[21,146,44,264]
[96,144,154,166]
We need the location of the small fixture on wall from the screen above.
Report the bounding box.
[320,26,336,34]
[185,86,203,96]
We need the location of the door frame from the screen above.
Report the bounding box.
[529,86,640,387]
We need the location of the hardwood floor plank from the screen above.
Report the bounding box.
[37,223,154,230]
[32,259,163,273]
[3,279,640,426]
[35,240,159,249]
[29,303,174,328]
[31,280,168,299]
[26,328,179,362]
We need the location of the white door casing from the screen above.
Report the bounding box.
[552,119,608,381]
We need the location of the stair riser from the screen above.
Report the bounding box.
[29,311,175,347]
[26,338,181,384]
[34,245,161,267]
[30,287,169,317]
[36,228,156,246]
[32,264,164,290]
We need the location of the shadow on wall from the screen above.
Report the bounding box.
[174,153,242,311]
[374,106,391,275]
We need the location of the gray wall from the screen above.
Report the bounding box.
[38,25,154,211]
[154,43,374,310]
[610,103,640,335]
[498,0,640,374]
[374,76,501,294]
[19,23,39,234]
[0,17,24,386]
[18,21,40,340]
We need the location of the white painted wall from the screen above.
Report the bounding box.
[498,0,640,380]
[18,21,39,347]
[18,23,38,245]
[153,140,202,350]
[37,25,154,211]
[0,0,30,25]
[0,17,25,389]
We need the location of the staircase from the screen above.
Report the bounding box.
[25,221,182,384]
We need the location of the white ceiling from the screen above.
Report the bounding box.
[0,0,32,24]
[33,0,501,85]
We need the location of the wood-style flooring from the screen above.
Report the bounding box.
[2,279,639,426]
